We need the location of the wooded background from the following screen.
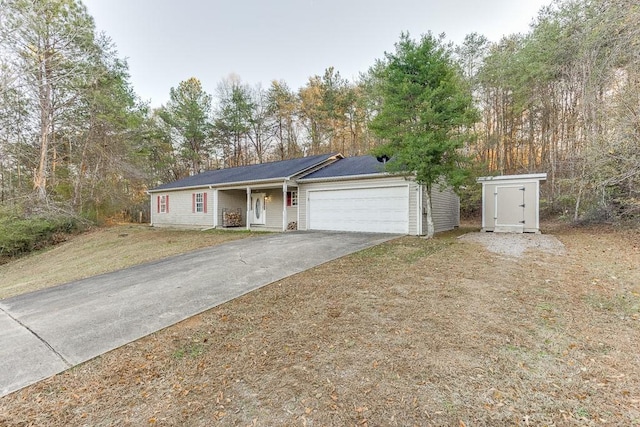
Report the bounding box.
[0,0,638,223]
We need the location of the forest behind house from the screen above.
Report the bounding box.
[0,0,638,251]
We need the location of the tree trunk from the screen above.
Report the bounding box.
[34,53,52,201]
[424,188,435,239]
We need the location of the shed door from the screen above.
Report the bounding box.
[308,186,409,234]
[495,185,525,233]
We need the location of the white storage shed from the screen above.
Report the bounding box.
[477,173,547,233]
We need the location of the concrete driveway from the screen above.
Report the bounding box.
[0,231,396,397]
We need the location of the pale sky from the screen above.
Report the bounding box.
[84,0,551,107]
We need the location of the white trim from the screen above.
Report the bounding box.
[212,189,218,227]
[297,188,300,231]
[477,173,547,183]
[282,181,288,231]
[535,181,541,231]
[481,181,486,229]
[148,178,286,193]
[246,187,251,230]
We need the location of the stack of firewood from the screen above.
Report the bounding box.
[287,221,297,230]
[223,209,242,227]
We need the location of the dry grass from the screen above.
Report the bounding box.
[0,225,255,299]
[1,224,639,426]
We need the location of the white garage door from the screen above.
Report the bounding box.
[308,186,409,233]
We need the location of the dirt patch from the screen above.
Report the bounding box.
[1,224,639,426]
[458,231,566,257]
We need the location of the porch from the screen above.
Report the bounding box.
[213,182,298,232]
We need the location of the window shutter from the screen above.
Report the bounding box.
[192,193,196,213]
[286,192,291,207]
[157,196,160,213]
[166,195,169,213]
[203,192,208,213]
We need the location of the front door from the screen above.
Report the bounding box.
[251,193,266,225]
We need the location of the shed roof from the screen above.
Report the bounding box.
[477,173,547,183]
[150,153,341,192]
[299,155,389,180]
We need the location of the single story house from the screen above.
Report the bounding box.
[148,153,460,235]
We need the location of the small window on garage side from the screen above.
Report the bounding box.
[287,191,298,207]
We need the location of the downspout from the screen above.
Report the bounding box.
[200,186,218,231]
[417,185,423,236]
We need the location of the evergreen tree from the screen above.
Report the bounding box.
[370,32,477,237]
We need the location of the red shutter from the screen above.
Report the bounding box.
[166,195,169,213]
[192,193,196,213]
[203,192,208,213]
[157,196,160,213]
[286,192,291,207]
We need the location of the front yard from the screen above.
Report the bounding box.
[1,223,639,426]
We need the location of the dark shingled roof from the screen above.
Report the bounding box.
[300,155,389,180]
[150,153,339,191]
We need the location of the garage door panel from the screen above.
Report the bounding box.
[309,186,408,234]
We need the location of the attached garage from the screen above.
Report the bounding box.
[477,173,547,233]
[308,185,409,234]
[297,156,461,236]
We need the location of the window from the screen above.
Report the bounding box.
[158,195,169,213]
[195,193,204,212]
[192,192,207,213]
[287,191,298,207]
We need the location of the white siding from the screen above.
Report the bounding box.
[260,189,299,230]
[150,189,213,228]
[427,183,460,233]
[218,190,247,227]
[263,189,283,229]
[408,181,419,236]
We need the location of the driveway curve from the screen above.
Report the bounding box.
[0,231,396,397]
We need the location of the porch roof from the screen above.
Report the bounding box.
[150,153,341,192]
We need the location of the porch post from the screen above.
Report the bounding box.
[212,189,218,228]
[282,181,288,231]
[246,187,251,230]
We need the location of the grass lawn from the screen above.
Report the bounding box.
[0,225,256,299]
[0,223,639,426]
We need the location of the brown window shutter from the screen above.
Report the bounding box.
[166,195,169,213]
[157,196,160,213]
[203,192,208,213]
[192,193,195,213]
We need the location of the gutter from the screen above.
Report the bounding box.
[148,178,286,193]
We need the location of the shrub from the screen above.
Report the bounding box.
[0,208,86,261]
